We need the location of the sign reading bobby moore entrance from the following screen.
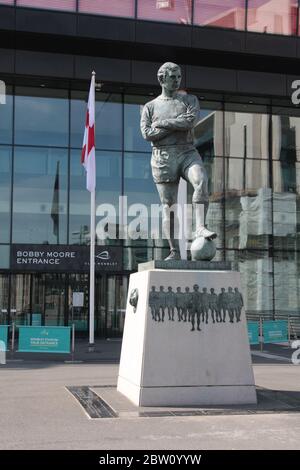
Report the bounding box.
[11,244,122,272]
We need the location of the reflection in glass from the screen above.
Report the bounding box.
[0,87,13,144]
[225,105,269,159]
[124,152,163,244]
[138,0,192,24]
[0,274,9,324]
[247,0,298,35]
[15,88,69,147]
[0,245,9,269]
[31,273,66,326]
[68,274,89,332]
[272,111,300,249]
[194,0,246,30]
[70,150,122,245]
[194,103,223,158]
[79,0,134,17]
[106,275,128,338]
[227,250,274,319]
[123,246,153,270]
[0,147,11,243]
[10,274,31,326]
[225,158,270,249]
[13,147,68,244]
[124,95,150,152]
[71,92,122,150]
[17,0,76,11]
[274,252,300,319]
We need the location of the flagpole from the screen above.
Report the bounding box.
[89,71,96,350]
[89,187,96,348]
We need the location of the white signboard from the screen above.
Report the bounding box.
[73,292,84,307]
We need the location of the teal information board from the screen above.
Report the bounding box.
[263,320,288,344]
[247,322,260,345]
[18,326,71,353]
[0,325,9,351]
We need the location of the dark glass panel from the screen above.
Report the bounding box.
[0,274,9,324]
[194,101,223,158]
[10,274,31,326]
[31,273,66,326]
[0,85,13,144]
[12,147,68,244]
[124,95,151,152]
[0,245,9,269]
[68,273,89,332]
[0,146,11,243]
[15,88,69,147]
[106,275,128,338]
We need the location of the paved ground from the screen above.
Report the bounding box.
[0,341,300,450]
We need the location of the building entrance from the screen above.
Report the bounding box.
[7,272,129,338]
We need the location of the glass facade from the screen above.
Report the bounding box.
[1,84,300,335]
[194,0,246,30]
[2,0,300,36]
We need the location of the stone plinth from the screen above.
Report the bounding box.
[117,265,256,407]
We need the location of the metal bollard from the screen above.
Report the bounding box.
[0,340,6,365]
[72,323,75,361]
[11,322,15,357]
[259,316,263,352]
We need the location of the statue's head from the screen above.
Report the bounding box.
[157,62,182,92]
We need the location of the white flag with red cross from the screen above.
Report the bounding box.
[81,73,96,192]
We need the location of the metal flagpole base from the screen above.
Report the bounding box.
[88,343,95,353]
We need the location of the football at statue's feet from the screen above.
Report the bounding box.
[190,236,216,261]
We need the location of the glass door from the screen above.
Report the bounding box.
[106,275,128,338]
[0,274,9,324]
[44,274,66,326]
[10,274,31,326]
[68,273,89,335]
[95,275,106,337]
